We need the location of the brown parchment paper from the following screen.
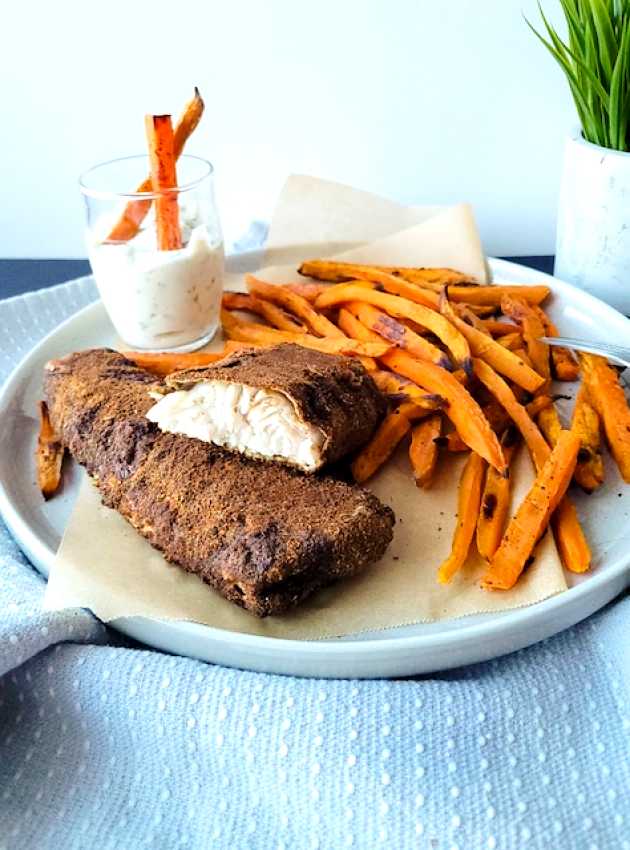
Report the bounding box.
[44,176,567,637]
[265,175,489,283]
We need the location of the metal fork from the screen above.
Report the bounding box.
[540,337,630,369]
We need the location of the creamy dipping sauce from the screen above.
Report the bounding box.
[89,203,224,350]
[146,381,325,471]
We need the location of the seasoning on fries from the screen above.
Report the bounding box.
[570,385,604,493]
[476,428,519,561]
[482,430,580,590]
[437,452,486,584]
[409,415,442,488]
[579,352,630,483]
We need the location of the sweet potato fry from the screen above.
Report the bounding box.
[221,309,391,358]
[540,425,592,570]
[359,273,441,310]
[552,499,592,574]
[145,114,182,251]
[222,292,257,312]
[222,292,306,332]
[476,434,518,561]
[345,301,452,369]
[483,320,518,337]
[351,406,414,483]
[383,266,478,294]
[253,296,308,333]
[315,285,472,372]
[284,281,329,302]
[437,452,486,583]
[473,358,590,573]
[397,401,438,422]
[337,306,382,344]
[578,353,630,481]
[571,384,604,493]
[537,405,563,448]
[248,282,376,369]
[526,395,553,418]
[246,276,344,338]
[409,415,442,487]
[501,295,550,383]
[298,259,474,290]
[302,265,442,310]
[380,349,506,473]
[454,304,489,333]
[399,317,432,336]
[472,358,550,468]
[482,399,511,434]
[534,306,579,381]
[318,279,548,308]
[444,431,468,452]
[463,304,500,318]
[37,401,65,499]
[106,88,204,242]
[550,347,580,382]
[124,350,228,377]
[440,293,544,393]
[441,387,552,452]
[481,430,580,590]
[382,267,476,288]
[448,284,550,306]
[496,332,523,351]
[475,397,548,439]
[369,371,446,412]
[513,348,534,370]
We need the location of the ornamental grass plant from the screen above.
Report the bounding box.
[528,0,630,151]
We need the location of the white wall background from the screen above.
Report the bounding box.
[2,0,573,259]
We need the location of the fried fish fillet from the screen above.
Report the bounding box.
[44,349,395,616]
[146,344,385,472]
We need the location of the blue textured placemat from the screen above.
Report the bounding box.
[0,275,628,850]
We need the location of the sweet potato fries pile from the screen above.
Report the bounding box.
[218,258,630,590]
[38,258,630,593]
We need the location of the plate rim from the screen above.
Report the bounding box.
[1,252,629,670]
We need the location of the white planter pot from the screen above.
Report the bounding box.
[555,130,630,316]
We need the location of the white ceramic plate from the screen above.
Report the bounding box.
[1,247,629,678]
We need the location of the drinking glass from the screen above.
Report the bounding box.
[80,155,224,352]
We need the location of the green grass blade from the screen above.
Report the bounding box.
[610,17,630,148]
[609,32,624,144]
[560,0,586,53]
[590,0,618,82]
[582,3,606,85]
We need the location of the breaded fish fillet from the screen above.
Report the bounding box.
[44,349,395,616]
[146,344,386,472]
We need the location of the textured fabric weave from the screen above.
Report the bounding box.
[0,276,629,850]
